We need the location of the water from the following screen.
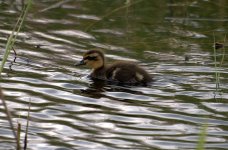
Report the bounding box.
[0,0,228,149]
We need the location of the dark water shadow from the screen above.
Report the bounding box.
[78,77,153,99]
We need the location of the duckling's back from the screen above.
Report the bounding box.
[105,61,152,85]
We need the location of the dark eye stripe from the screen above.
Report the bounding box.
[84,56,97,60]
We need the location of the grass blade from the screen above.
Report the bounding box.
[196,124,208,150]
[0,0,33,75]
[17,123,21,150]
[23,99,31,150]
[0,88,17,141]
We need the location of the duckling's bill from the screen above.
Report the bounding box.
[75,59,86,66]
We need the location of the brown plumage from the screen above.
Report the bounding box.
[75,50,152,85]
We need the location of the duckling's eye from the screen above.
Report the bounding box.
[84,56,97,61]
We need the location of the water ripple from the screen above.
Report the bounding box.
[0,1,228,150]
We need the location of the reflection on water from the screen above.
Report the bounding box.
[0,0,228,150]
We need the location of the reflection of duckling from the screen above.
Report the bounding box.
[75,50,152,85]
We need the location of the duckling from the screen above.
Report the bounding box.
[75,50,152,85]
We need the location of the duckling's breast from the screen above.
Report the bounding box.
[90,66,107,80]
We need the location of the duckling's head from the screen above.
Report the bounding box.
[75,50,105,69]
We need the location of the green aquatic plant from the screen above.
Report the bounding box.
[196,124,208,150]
[0,0,32,75]
[0,1,32,149]
[213,34,226,96]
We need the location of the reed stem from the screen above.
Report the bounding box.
[0,0,33,75]
[0,89,17,141]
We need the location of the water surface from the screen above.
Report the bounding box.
[0,0,228,150]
